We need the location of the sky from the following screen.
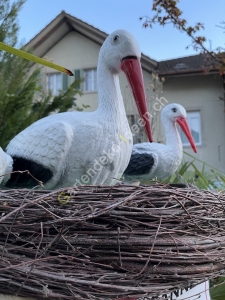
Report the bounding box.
[17,0,225,61]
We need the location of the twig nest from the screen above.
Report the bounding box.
[0,184,225,299]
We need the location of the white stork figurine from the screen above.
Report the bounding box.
[123,103,197,182]
[3,29,152,189]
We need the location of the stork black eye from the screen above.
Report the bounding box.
[112,34,119,43]
[172,107,177,113]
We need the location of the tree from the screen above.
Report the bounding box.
[0,0,83,149]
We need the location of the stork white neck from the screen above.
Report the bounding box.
[97,60,126,119]
[162,115,183,155]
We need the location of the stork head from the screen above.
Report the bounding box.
[99,30,153,142]
[162,103,197,153]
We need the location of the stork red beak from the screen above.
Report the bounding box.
[121,56,153,142]
[176,117,197,153]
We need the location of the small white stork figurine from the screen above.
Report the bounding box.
[3,29,152,189]
[123,103,197,182]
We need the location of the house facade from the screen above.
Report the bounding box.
[26,11,225,173]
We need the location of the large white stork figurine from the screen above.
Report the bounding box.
[3,30,152,189]
[123,103,197,182]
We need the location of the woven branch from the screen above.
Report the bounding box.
[0,184,225,299]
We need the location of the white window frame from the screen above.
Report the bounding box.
[47,73,62,95]
[84,69,97,92]
[180,111,202,146]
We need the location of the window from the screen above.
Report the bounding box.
[180,111,202,145]
[47,73,62,95]
[84,69,97,92]
[47,69,82,95]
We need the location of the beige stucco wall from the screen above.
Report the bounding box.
[162,74,225,172]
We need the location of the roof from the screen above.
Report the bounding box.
[26,11,220,77]
[158,54,218,76]
[25,11,157,71]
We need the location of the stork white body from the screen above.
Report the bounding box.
[5,30,152,189]
[123,103,197,182]
[124,140,183,181]
[7,109,132,188]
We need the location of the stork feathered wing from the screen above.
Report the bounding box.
[6,118,74,188]
[123,142,160,181]
[124,152,155,176]
[124,144,158,178]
